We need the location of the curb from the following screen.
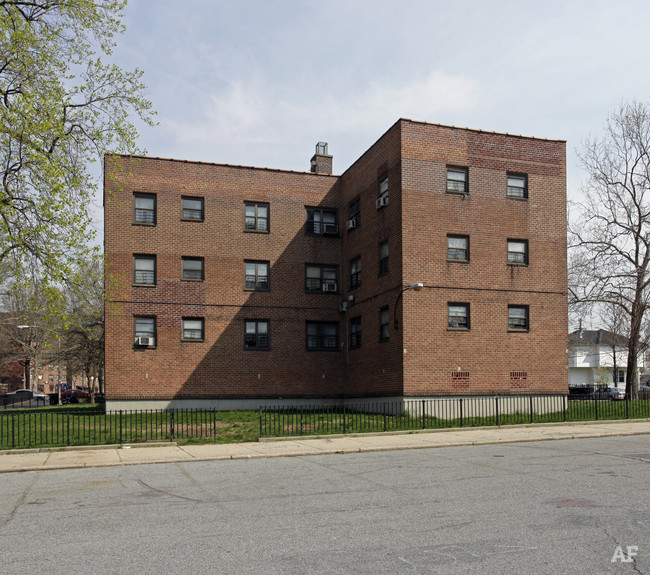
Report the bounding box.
[1,421,649,474]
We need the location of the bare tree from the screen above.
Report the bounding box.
[569,101,650,398]
[0,287,60,391]
[63,259,104,399]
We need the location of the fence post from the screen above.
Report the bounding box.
[529,396,534,424]
[563,395,567,422]
[66,412,70,446]
[11,414,15,450]
[495,396,500,427]
[383,402,387,432]
[594,394,598,421]
[422,400,426,429]
[343,403,347,434]
[119,410,123,444]
[259,407,263,438]
[170,410,175,441]
[459,398,463,428]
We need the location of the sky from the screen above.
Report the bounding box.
[95,0,650,233]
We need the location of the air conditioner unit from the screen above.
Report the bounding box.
[322,282,338,293]
[339,302,348,312]
[135,336,154,347]
[346,219,356,230]
[376,196,389,209]
[322,223,339,235]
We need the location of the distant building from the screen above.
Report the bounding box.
[104,119,568,409]
[568,329,643,389]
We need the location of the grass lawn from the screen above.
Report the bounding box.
[1,398,649,449]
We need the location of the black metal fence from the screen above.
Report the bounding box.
[259,394,650,437]
[1,394,649,449]
[0,409,224,450]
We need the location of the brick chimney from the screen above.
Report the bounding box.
[310,142,332,175]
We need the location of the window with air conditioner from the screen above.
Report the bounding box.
[348,197,361,229]
[134,316,156,347]
[305,264,338,293]
[306,207,338,236]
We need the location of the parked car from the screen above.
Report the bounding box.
[2,389,49,406]
[61,389,91,404]
[607,387,626,400]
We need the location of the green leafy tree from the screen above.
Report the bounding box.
[0,0,154,293]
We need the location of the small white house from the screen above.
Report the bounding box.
[568,329,643,389]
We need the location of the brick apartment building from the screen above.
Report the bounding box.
[104,119,568,409]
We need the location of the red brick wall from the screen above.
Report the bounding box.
[104,119,568,402]
[400,120,567,395]
[105,157,346,399]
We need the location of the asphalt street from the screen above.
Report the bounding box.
[0,435,648,574]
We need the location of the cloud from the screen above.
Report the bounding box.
[162,70,479,163]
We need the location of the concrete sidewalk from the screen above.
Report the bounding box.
[1,419,650,473]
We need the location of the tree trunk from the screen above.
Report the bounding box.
[626,296,643,400]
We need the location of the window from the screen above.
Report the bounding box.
[305,264,338,293]
[380,307,390,341]
[508,305,529,331]
[182,318,204,341]
[348,198,361,228]
[182,196,204,221]
[507,239,529,265]
[134,316,156,346]
[447,235,469,262]
[134,193,156,224]
[378,175,388,198]
[507,174,527,199]
[244,320,269,349]
[448,303,470,330]
[182,257,204,281]
[447,167,468,194]
[350,317,362,349]
[306,321,339,350]
[379,242,389,275]
[245,202,269,232]
[306,207,338,235]
[350,257,361,289]
[245,260,269,291]
[133,254,156,285]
